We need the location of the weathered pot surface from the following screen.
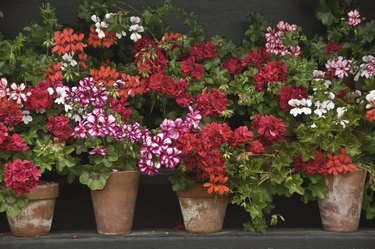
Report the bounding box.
[177,183,228,233]
[7,182,59,237]
[91,171,140,235]
[318,168,366,233]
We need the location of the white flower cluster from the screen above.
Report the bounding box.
[91,14,144,42]
[288,98,312,116]
[288,72,350,128]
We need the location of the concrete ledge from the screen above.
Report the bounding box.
[1,229,375,249]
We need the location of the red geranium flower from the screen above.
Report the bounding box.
[242,48,270,69]
[189,42,217,61]
[195,88,228,117]
[180,57,204,80]
[278,85,309,112]
[294,151,328,175]
[325,39,341,53]
[248,140,265,154]
[326,148,356,176]
[255,61,288,91]
[90,66,119,87]
[4,159,41,195]
[230,126,253,148]
[0,134,28,152]
[52,28,86,55]
[222,57,245,75]
[251,114,286,145]
[26,83,52,111]
[47,115,74,142]
[203,175,230,195]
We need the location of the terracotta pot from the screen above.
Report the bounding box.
[7,182,59,237]
[91,171,140,235]
[177,183,228,233]
[318,168,367,232]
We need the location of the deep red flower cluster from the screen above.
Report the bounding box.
[194,89,228,117]
[254,61,288,91]
[325,39,341,53]
[229,126,254,148]
[242,48,270,69]
[110,98,133,123]
[178,122,232,179]
[0,122,8,144]
[248,140,265,154]
[180,57,204,80]
[0,133,28,152]
[133,37,168,74]
[294,151,328,175]
[222,57,245,76]
[47,115,74,142]
[0,98,23,126]
[189,42,217,61]
[88,26,117,48]
[326,148,356,176]
[278,85,309,112]
[3,159,41,195]
[251,114,286,145]
[25,82,52,111]
[52,28,87,55]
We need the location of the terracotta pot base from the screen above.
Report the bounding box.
[318,169,366,233]
[177,183,228,233]
[7,182,59,237]
[91,171,140,235]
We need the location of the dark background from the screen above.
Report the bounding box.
[0,0,375,232]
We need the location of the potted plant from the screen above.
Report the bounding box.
[0,4,78,236]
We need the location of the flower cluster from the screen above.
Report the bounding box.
[325,56,353,79]
[251,114,287,146]
[326,148,357,176]
[254,61,288,91]
[348,9,361,27]
[365,90,375,122]
[265,21,301,57]
[137,107,201,175]
[3,159,41,195]
[294,151,328,175]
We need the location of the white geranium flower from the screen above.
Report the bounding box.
[22,110,33,124]
[130,16,141,24]
[366,90,375,109]
[129,24,144,42]
[311,123,317,128]
[47,87,54,96]
[116,31,127,39]
[91,15,108,39]
[337,107,347,119]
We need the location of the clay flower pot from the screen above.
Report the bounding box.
[318,168,367,232]
[177,183,228,233]
[91,171,140,235]
[7,182,59,237]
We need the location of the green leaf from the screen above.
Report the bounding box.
[79,171,110,190]
[284,175,304,195]
[0,189,28,218]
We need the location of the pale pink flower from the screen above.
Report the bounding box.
[8,83,27,104]
[348,10,361,27]
[186,106,201,129]
[0,78,8,98]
